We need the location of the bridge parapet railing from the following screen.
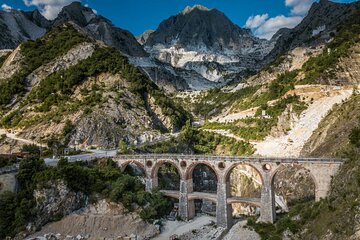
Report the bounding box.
[114,154,345,164]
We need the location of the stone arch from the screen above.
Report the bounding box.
[225,163,263,218]
[225,163,264,185]
[186,161,219,193]
[271,164,317,207]
[151,160,183,179]
[120,160,146,173]
[270,164,318,190]
[185,161,219,181]
[152,160,182,191]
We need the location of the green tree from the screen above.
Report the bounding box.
[21,144,41,157]
[349,126,360,147]
[0,191,17,239]
[118,140,129,154]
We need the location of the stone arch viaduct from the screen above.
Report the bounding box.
[114,154,343,229]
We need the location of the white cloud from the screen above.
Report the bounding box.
[245,0,316,39]
[2,3,13,12]
[245,14,269,29]
[84,3,97,14]
[23,0,76,20]
[285,0,315,15]
[254,15,303,39]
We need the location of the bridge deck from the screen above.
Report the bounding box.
[115,154,344,164]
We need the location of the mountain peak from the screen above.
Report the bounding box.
[54,1,95,27]
[182,5,211,15]
[145,6,258,51]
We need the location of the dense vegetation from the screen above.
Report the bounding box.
[0,25,88,107]
[0,155,17,168]
[0,158,171,238]
[189,86,259,118]
[232,71,298,112]
[133,121,254,156]
[300,7,360,84]
[203,95,307,141]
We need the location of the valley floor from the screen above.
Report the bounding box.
[153,216,260,240]
[153,215,219,240]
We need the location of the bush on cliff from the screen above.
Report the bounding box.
[0,157,170,239]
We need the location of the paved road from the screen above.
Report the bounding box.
[44,149,117,166]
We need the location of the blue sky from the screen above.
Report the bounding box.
[1,0,358,38]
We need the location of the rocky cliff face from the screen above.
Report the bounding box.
[52,2,147,58]
[137,29,154,45]
[0,2,146,58]
[145,5,262,52]
[0,9,49,49]
[0,46,23,80]
[265,0,360,64]
[301,94,360,157]
[143,5,274,90]
[31,181,87,231]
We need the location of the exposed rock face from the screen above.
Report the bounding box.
[0,9,49,49]
[52,2,147,57]
[137,29,154,45]
[143,5,274,89]
[301,94,360,157]
[230,165,261,198]
[145,5,267,54]
[138,63,191,92]
[0,2,146,58]
[26,42,96,88]
[66,73,172,148]
[0,46,23,80]
[273,165,315,206]
[229,165,261,216]
[29,200,160,240]
[33,181,87,228]
[265,0,360,64]
[330,42,360,85]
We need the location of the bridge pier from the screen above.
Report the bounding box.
[216,180,233,229]
[307,164,341,201]
[179,178,195,220]
[145,177,157,192]
[259,172,275,223]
